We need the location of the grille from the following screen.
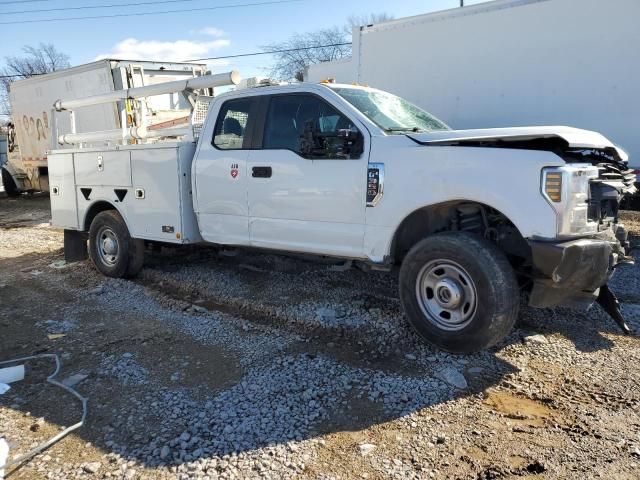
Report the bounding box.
[588,161,638,222]
[595,162,637,191]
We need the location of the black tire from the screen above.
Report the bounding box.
[1,168,20,197]
[88,210,144,278]
[621,188,640,211]
[399,232,519,353]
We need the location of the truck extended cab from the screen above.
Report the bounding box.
[48,78,637,353]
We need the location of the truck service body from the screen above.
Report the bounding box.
[48,76,636,352]
[3,59,209,196]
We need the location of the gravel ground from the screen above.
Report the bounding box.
[1,195,639,480]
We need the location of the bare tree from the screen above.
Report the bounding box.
[263,13,393,82]
[1,43,70,115]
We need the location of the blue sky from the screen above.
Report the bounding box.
[2,0,491,78]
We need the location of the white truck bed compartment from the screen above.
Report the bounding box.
[49,142,201,244]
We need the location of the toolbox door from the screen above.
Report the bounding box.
[74,150,132,186]
[49,153,80,229]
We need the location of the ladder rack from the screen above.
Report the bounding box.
[52,71,240,147]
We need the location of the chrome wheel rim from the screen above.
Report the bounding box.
[97,226,119,266]
[415,259,477,331]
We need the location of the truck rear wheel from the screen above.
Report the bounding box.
[1,168,20,197]
[89,210,144,278]
[399,232,519,353]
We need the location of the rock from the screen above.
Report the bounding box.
[83,462,101,474]
[359,443,376,456]
[180,432,191,442]
[191,305,208,313]
[160,446,171,460]
[436,367,468,389]
[316,308,337,322]
[404,353,417,361]
[524,334,548,345]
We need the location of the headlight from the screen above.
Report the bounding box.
[542,164,599,236]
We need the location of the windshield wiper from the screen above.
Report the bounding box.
[385,127,425,133]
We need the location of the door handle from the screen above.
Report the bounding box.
[252,166,272,178]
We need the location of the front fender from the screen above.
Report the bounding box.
[364,139,563,261]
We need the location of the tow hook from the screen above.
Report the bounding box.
[596,284,632,335]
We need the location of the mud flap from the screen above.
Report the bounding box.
[596,284,632,334]
[63,230,88,262]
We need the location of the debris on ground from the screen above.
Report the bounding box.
[0,365,24,385]
[0,354,88,477]
[46,333,66,340]
[0,438,9,479]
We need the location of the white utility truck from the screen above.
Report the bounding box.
[3,59,210,196]
[48,75,637,353]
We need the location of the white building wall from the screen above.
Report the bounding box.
[306,56,355,84]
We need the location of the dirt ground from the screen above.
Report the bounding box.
[1,195,639,480]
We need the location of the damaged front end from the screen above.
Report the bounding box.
[528,145,636,333]
[407,128,636,333]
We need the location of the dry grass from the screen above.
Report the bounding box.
[621,210,640,237]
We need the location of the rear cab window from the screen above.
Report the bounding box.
[213,98,255,150]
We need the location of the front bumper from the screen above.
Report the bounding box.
[527,226,630,308]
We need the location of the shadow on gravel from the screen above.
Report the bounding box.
[0,192,51,228]
[0,242,638,474]
[518,307,618,353]
[516,247,639,353]
[0,250,518,474]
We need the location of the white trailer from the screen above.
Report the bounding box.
[305,0,640,179]
[3,59,210,195]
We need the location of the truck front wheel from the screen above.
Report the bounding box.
[89,210,144,278]
[399,232,519,353]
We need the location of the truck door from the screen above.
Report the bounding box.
[247,93,369,258]
[193,97,258,246]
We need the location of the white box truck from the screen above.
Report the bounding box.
[305,0,640,192]
[47,75,637,353]
[2,59,210,196]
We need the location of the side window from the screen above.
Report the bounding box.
[213,98,253,150]
[263,94,362,159]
